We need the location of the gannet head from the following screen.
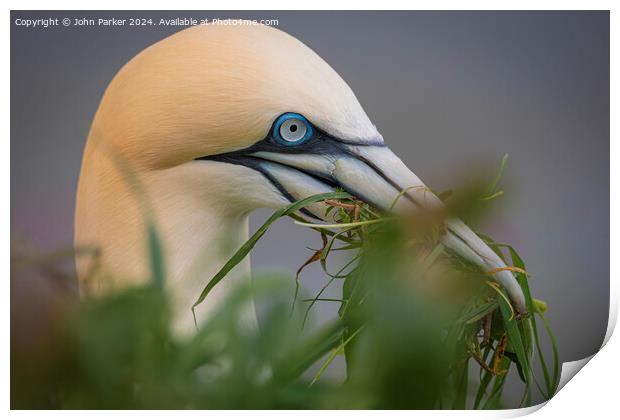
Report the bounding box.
[76,23,525,318]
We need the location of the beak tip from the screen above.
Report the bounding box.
[493,269,528,315]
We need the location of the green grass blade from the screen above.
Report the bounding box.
[294,218,387,229]
[303,255,360,327]
[479,345,492,380]
[146,222,165,290]
[506,246,555,399]
[192,192,351,312]
[539,313,560,395]
[453,356,470,409]
[498,296,531,406]
[456,301,498,325]
[474,365,494,409]
[310,326,363,386]
[287,213,356,245]
[273,320,344,382]
[481,357,511,409]
[481,191,504,201]
[531,316,552,398]
[485,153,509,197]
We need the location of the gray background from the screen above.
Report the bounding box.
[11,10,609,377]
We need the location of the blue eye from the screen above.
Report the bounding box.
[273,113,313,145]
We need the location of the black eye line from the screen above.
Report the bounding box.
[196,114,385,164]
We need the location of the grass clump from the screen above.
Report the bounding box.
[11,158,559,409]
[191,155,560,409]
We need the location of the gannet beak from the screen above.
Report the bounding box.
[203,142,527,315]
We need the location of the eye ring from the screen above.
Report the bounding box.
[273,113,313,145]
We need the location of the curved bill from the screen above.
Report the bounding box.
[207,144,527,315]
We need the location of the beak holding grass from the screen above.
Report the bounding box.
[203,141,527,316]
[187,154,558,409]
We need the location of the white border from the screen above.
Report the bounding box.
[5,2,617,418]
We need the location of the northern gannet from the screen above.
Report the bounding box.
[75,23,525,333]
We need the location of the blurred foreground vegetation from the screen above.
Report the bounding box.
[11,159,559,409]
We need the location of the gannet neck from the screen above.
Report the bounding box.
[75,140,257,334]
